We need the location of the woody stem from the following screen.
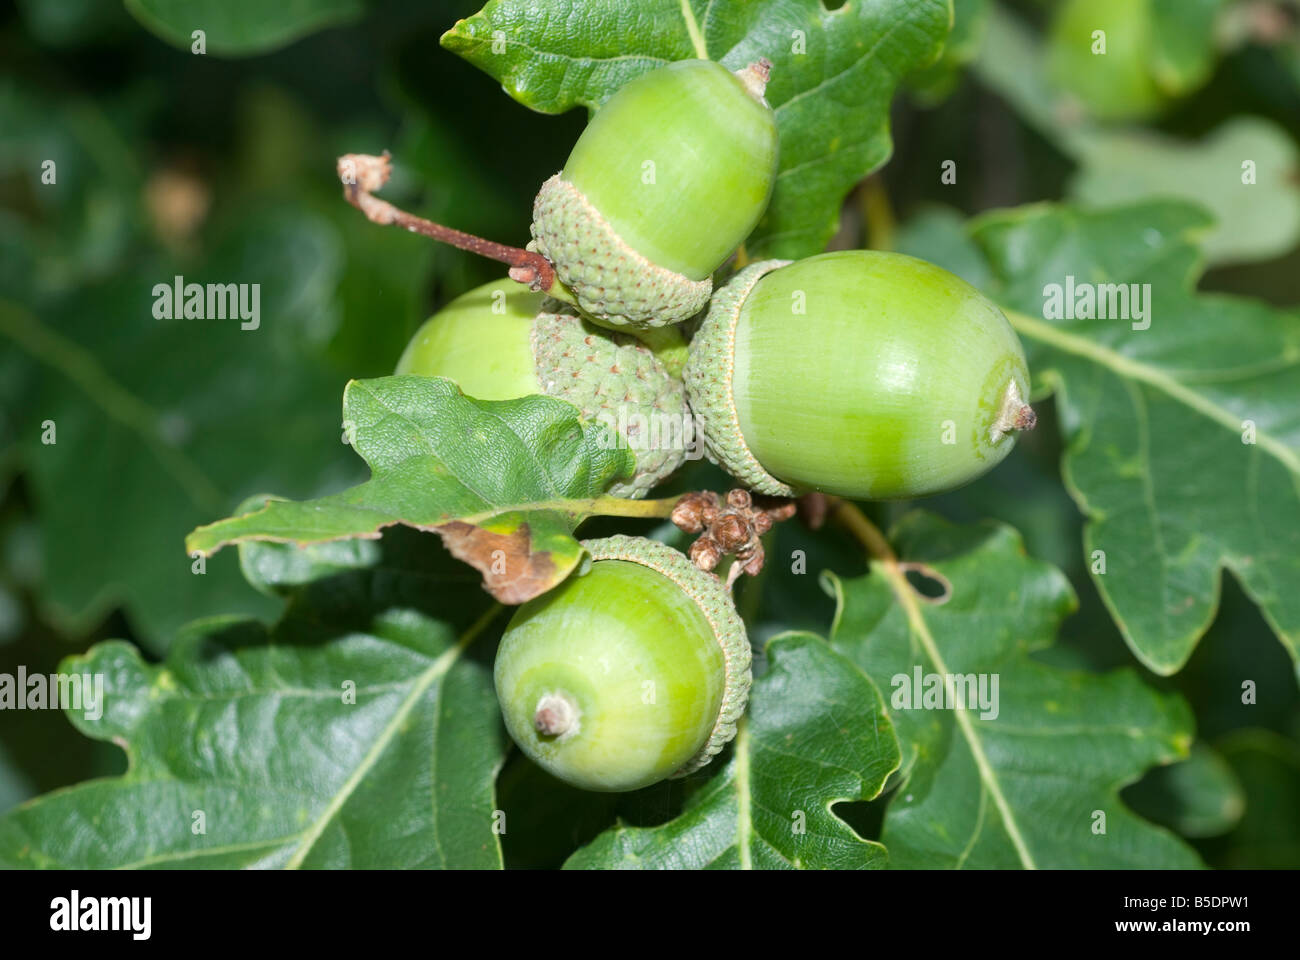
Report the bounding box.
[337,151,562,294]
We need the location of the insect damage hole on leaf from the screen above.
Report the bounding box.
[900,563,953,605]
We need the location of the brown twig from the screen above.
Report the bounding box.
[336,152,557,290]
[822,495,896,563]
[822,495,952,605]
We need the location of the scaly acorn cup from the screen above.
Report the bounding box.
[493,534,751,792]
[395,279,689,498]
[684,251,1035,500]
[529,58,779,330]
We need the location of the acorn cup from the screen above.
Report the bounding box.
[396,279,689,498]
[493,535,751,792]
[684,251,1035,500]
[529,58,779,330]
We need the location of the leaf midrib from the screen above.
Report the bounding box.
[878,560,1038,869]
[679,0,707,59]
[283,604,502,869]
[187,488,649,557]
[1007,308,1300,476]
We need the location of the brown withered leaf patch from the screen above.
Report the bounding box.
[435,521,558,604]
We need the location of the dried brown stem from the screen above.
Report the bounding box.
[824,496,952,607]
[823,495,896,563]
[336,152,557,291]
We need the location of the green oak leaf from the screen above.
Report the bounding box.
[896,200,1300,679]
[124,0,363,56]
[187,376,635,605]
[0,537,507,868]
[234,495,383,598]
[565,632,900,869]
[828,511,1201,868]
[1070,117,1300,267]
[906,0,988,106]
[440,0,950,259]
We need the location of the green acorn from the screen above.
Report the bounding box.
[1047,0,1167,120]
[493,535,751,793]
[530,58,779,330]
[396,279,689,498]
[684,251,1034,500]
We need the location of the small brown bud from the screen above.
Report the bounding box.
[714,514,750,552]
[690,536,722,571]
[672,499,704,533]
[740,541,766,577]
[675,488,797,583]
[671,491,717,534]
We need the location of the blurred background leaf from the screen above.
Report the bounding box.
[1069,116,1300,265]
[971,2,1300,266]
[124,0,364,56]
[1121,741,1246,839]
[1197,728,1300,867]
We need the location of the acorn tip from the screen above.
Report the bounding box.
[736,59,772,104]
[534,692,578,737]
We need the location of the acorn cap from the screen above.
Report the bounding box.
[529,174,714,330]
[532,305,688,498]
[682,259,795,497]
[584,534,752,777]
